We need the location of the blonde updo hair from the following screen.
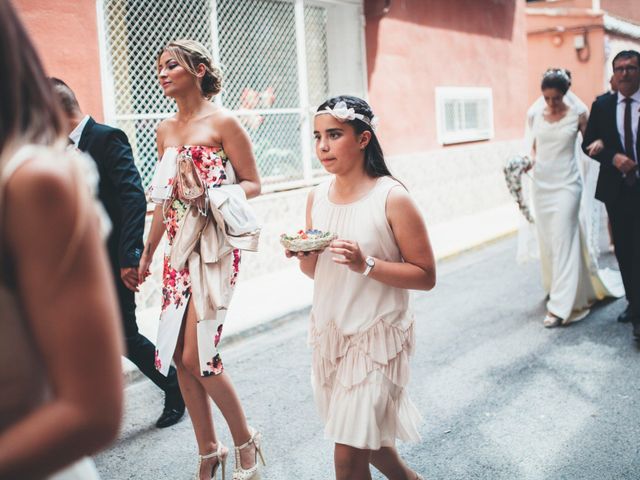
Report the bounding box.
[159,39,222,99]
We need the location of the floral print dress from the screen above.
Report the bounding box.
[151,145,240,377]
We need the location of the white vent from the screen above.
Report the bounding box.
[435,87,494,145]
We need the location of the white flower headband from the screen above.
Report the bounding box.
[315,101,379,131]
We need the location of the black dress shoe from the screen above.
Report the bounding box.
[618,307,632,323]
[156,390,185,428]
[156,407,185,428]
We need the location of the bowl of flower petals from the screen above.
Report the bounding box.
[280,229,337,252]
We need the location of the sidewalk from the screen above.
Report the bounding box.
[123,204,519,383]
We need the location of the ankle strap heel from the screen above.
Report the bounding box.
[196,442,228,480]
[232,427,265,480]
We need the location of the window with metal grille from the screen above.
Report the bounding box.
[97,0,366,192]
[434,87,494,145]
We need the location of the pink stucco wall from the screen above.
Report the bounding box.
[364,0,529,155]
[14,0,104,122]
[602,0,640,24]
[526,10,606,108]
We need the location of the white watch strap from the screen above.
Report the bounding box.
[363,256,374,276]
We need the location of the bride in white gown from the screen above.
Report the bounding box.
[527,69,623,327]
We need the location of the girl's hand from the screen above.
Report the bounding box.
[329,239,366,273]
[285,248,325,259]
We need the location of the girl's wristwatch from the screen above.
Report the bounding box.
[363,256,375,276]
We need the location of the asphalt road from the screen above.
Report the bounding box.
[95,234,640,480]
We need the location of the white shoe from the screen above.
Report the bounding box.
[543,313,561,328]
[196,442,228,480]
[232,427,265,480]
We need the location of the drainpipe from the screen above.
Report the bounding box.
[592,0,601,11]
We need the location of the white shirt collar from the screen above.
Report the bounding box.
[69,115,91,145]
[617,88,640,104]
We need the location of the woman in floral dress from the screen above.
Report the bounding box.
[139,40,263,480]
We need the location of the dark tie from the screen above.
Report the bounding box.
[623,97,637,186]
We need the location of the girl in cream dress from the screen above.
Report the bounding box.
[287,96,435,480]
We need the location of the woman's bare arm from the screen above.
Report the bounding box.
[139,124,170,283]
[329,186,436,291]
[217,112,261,199]
[578,111,588,138]
[0,158,123,479]
[138,204,165,283]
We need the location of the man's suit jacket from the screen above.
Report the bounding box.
[582,93,639,204]
[78,117,146,268]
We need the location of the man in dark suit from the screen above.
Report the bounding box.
[51,78,185,426]
[582,50,640,340]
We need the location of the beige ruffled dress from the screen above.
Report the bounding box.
[309,176,422,450]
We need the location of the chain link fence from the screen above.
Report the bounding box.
[100,0,365,191]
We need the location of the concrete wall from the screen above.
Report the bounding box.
[243,138,520,278]
[137,139,522,311]
[14,0,104,121]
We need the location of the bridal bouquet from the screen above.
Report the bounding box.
[503,155,534,223]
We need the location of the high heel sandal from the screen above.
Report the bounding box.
[232,427,266,480]
[196,442,228,480]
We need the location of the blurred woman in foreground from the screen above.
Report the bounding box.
[0,2,123,478]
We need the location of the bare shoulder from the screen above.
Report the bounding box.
[156,117,175,138]
[386,181,414,209]
[209,106,241,128]
[6,156,79,237]
[385,181,422,224]
[8,156,73,201]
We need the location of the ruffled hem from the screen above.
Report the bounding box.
[309,315,415,389]
[314,370,422,450]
